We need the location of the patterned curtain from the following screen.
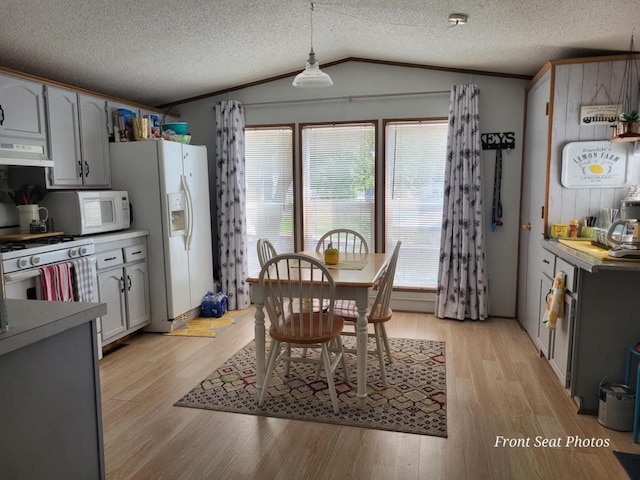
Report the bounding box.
[435,84,489,321]
[214,101,250,310]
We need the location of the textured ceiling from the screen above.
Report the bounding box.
[1,0,638,107]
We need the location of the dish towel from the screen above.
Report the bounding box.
[37,263,74,302]
[543,270,566,331]
[71,257,96,302]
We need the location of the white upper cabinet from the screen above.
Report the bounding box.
[0,73,48,153]
[46,89,111,188]
[78,93,111,188]
[46,85,82,186]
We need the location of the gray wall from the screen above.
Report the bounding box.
[174,61,529,317]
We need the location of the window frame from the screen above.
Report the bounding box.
[298,120,379,252]
[244,123,296,271]
[382,117,448,290]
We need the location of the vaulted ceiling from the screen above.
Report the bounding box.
[1,0,637,107]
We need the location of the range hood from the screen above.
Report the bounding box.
[0,142,53,167]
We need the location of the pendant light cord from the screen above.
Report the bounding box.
[309,2,315,55]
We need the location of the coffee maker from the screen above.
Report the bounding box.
[607,216,640,258]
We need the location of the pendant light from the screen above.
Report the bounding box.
[611,35,640,142]
[293,2,333,88]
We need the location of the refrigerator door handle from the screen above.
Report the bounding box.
[181,174,194,250]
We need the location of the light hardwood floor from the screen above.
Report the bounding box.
[100,310,639,479]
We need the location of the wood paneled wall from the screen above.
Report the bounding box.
[548,59,640,226]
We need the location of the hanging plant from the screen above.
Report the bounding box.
[620,110,640,123]
[619,110,640,134]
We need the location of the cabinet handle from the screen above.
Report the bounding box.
[120,276,125,293]
[84,160,90,177]
[131,250,141,256]
[127,275,132,291]
[542,259,550,264]
[78,160,83,178]
[0,104,4,125]
[104,256,117,262]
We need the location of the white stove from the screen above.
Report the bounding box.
[0,234,102,354]
[1,237,95,274]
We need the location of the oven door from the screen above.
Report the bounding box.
[5,269,40,300]
[4,256,98,300]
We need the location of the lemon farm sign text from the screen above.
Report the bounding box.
[561,141,631,188]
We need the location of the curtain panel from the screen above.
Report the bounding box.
[214,101,251,310]
[435,84,489,320]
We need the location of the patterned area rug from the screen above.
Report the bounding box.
[166,309,251,337]
[175,337,447,437]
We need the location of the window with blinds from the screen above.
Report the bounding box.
[245,126,294,275]
[385,120,448,288]
[301,122,376,251]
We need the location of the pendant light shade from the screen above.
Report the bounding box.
[293,49,333,88]
[293,3,332,88]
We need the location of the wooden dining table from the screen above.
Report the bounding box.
[246,250,392,409]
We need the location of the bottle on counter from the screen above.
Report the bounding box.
[568,219,579,238]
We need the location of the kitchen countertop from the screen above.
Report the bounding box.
[542,239,640,273]
[90,229,149,244]
[0,299,107,356]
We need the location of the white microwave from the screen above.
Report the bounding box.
[42,190,130,235]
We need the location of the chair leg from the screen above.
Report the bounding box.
[374,324,387,388]
[259,340,281,407]
[321,344,340,414]
[285,343,292,376]
[335,336,350,384]
[380,323,392,364]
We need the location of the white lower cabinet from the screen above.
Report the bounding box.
[537,249,576,389]
[536,274,552,358]
[96,235,150,346]
[549,292,575,387]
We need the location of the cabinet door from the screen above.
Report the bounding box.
[124,262,150,329]
[537,274,552,358]
[0,74,47,145]
[78,94,111,188]
[46,86,82,187]
[97,269,126,342]
[550,293,575,388]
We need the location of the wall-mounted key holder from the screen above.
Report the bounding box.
[481,132,515,150]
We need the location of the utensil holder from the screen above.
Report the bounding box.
[17,204,48,234]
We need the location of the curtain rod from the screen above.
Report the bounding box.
[240,90,450,107]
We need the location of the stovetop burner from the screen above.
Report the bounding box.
[0,235,80,251]
[0,243,27,253]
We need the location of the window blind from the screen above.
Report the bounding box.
[385,121,447,288]
[301,123,376,251]
[245,126,294,275]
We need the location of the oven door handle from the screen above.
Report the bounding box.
[5,270,41,282]
[4,255,97,283]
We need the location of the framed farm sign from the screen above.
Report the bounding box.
[579,105,620,125]
[561,141,631,188]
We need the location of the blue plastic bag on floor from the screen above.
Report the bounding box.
[201,291,228,318]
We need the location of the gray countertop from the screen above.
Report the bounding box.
[0,299,107,356]
[542,239,640,273]
[90,229,149,244]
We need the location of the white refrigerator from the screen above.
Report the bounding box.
[110,140,214,332]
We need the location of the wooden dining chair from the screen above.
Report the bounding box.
[258,253,350,414]
[315,229,369,254]
[257,238,277,267]
[337,241,401,388]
